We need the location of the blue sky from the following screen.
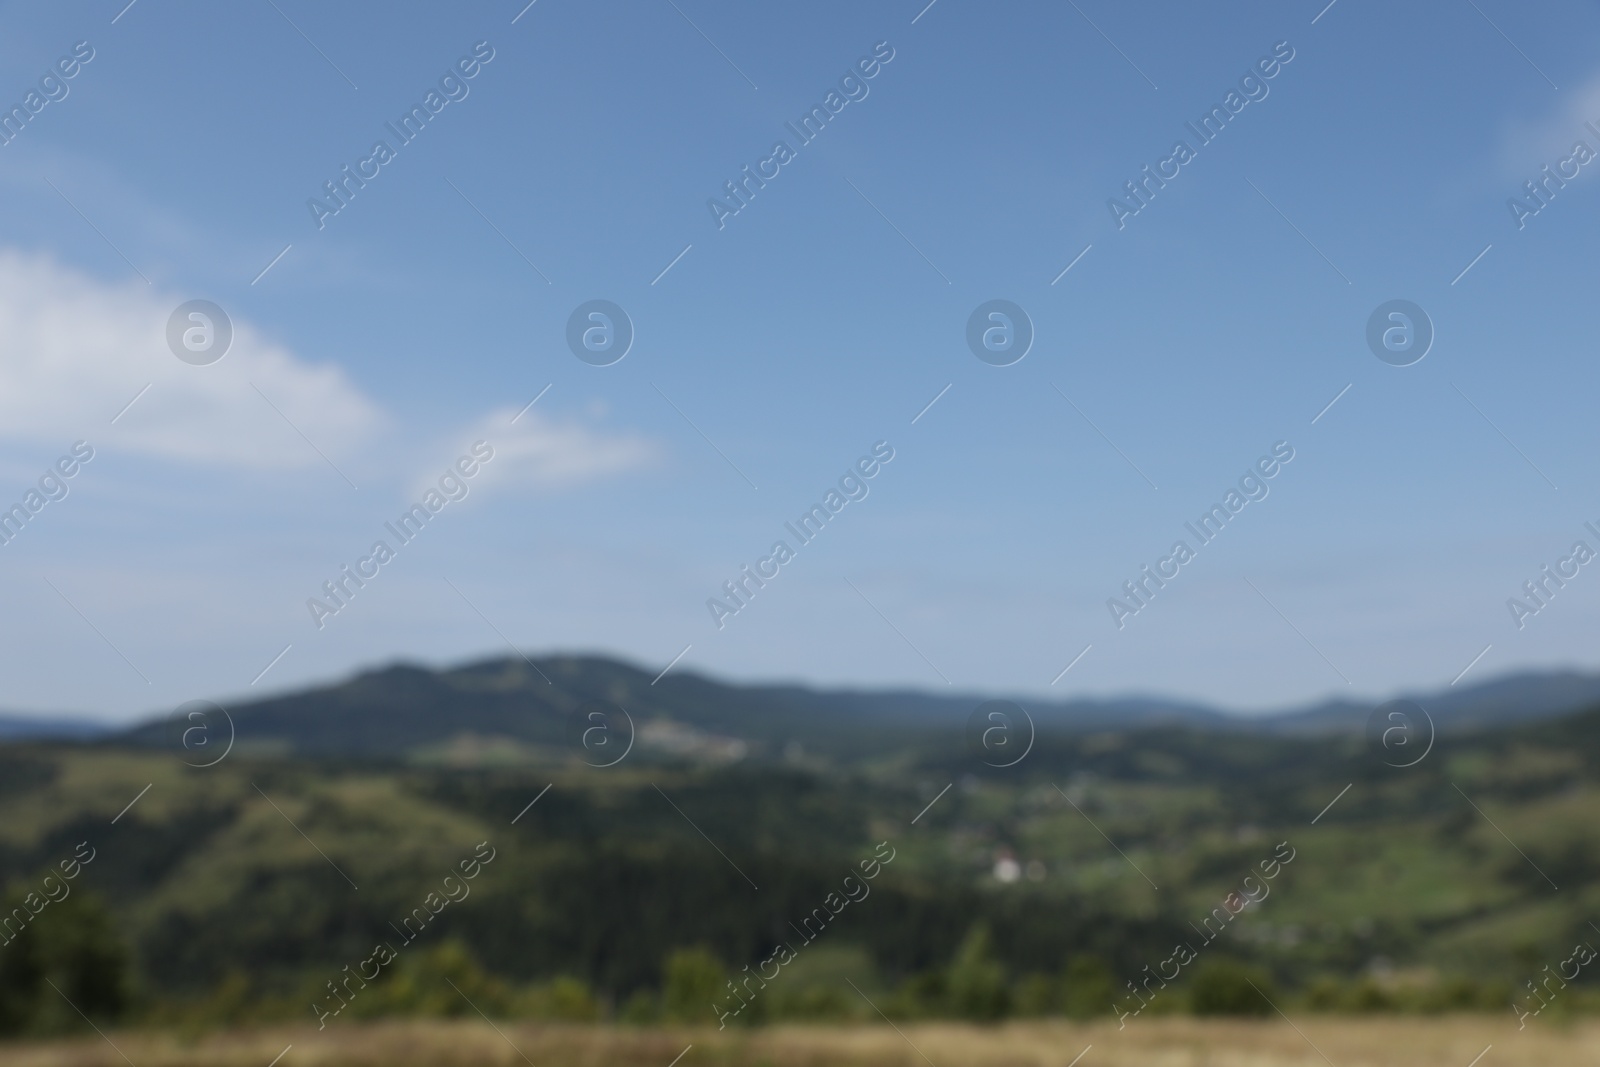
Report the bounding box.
[0,0,1597,721]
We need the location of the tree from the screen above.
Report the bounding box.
[0,889,130,1035]
[947,925,1009,1022]
[0,903,44,1034]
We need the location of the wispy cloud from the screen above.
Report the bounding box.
[417,407,658,501]
[0,249,659,498]
[1496,71,1600,182]
[0,249,383,467]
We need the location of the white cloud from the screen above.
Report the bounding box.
[0,248,659,497]
[1497,72,1600,182]
[0,249,383,467]
[409,406,659,500]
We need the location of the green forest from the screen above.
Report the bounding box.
[4,668,1600,1038]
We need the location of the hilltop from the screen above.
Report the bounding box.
[95,652,1600,763]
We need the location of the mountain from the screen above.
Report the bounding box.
[11,654,1600,1017]
[0,711,110,741]
[1259,670,1600,737]
[106,652,1600,763]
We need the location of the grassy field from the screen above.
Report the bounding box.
[0,1018,1581,1067]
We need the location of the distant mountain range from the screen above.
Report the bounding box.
[42,653,1598,762]
[0,712,113,741]
[1252,670,1600,736]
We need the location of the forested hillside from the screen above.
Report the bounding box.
[4,685,1600,1030]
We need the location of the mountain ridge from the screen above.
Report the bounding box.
[89,653,1600,761]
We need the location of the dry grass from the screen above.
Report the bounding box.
[0,1016,1586,1067]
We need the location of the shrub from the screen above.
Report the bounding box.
[520,976,599,1020]
[1061,955,1116,1018]
[1012,972,1058,1016]
[1304,976,1344,1011]
[363,940,510,1018]
[1188,958,1274,1016]
[619,988,659,1024]
[661,947,725,1023]
[888,969,947,1018]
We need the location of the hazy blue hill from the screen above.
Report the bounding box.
[0,712,109,741]
[1258,670,1600,737]
[105,653,1600,763]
